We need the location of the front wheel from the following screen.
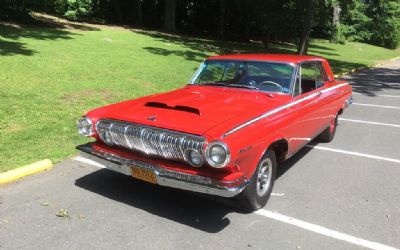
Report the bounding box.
[236,149,276,211]
[318,114,338,143]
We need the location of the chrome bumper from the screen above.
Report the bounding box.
[76,143,249,198]
[345,95,353,109]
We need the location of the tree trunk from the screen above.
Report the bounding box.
[133,0,143,26]
[113,0,123,24]
[297,0,316,55]
[218,0,227,39]
[162,0,176,33]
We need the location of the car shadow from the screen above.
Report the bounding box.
[75,168,244,233]
[276,143,315,179]
[75,143,316,233]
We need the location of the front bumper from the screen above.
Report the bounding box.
[76,143,249,197]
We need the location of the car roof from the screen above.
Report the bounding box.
[207,54,325,64]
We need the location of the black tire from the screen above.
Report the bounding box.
[236,149,277,211]
[318,114,338,143]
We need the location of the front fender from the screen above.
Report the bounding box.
[223,126,288,179]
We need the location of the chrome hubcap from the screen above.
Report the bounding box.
[256,158,272,197]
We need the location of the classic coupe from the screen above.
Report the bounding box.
[76,54,352,211]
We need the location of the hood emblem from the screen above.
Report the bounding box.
[147,115,157,122]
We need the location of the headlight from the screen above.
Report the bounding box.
[77,117,94,136]
[185,149,204,167]
[205,141,230,168]
[103,130,114,145]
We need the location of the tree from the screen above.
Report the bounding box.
[162,0,177,32]
[113,0,123,23]
[133,0,143,26]
[368,0,400,49]
[0,0,32,22]
[218,0,227,39]
[297,0,317,55]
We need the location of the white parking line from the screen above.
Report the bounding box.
[255,210,398,250]
[352,92,400,98]
[339,118,400,128]
[352,103,400,110]
[306,145,400,164]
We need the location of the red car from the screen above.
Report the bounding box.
[77,54,352,211]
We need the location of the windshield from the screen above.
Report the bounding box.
[190,60,294,94]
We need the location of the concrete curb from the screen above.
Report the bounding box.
[0,159,53,185]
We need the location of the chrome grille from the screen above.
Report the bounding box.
[96,119,206,164]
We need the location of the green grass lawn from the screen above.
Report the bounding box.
[0,22,399,172]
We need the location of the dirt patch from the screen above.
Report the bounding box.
[61,89,117,104]
[3,123,25,133]
[143,82,154,87]
[30,12,125,31]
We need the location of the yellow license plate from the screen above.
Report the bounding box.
[131,166,157,184]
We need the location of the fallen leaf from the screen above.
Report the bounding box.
[40,202,49,206]
[56,209,70,218]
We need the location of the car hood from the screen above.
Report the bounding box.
[87,85,291,137]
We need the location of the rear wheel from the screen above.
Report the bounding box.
[236,149,276,211]
[318,113,338,142]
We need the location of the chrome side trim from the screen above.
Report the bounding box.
[222,82,350,138]
[76,143,249,198]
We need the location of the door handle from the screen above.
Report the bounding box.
[315,91,322,97]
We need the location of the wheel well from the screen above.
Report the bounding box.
[269,139,288,163]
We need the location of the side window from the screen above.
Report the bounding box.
[317,63,327,87]
[294,62,324,96]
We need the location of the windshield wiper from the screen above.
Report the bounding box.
[228,84,259,90]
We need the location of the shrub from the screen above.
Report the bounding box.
[368,1,400,49]
[330,24,346,44]
[54,0,93,21]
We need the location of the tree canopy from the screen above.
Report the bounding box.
[1,0,399,50]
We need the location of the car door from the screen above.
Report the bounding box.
[312,62,342,132]
[286,61,327,153]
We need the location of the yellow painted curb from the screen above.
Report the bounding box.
[0,159,53,185]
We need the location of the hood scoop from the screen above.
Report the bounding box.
[144,102,201,115]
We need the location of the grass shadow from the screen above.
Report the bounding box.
[308,43,337,52]
[136,30,365,75]
[326,58,366,75]
[0,24,79,56]
[143,46,209,62]
[0,39,35,56]
[136,29,298,59]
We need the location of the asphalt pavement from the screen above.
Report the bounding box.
[1,59,400,250]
